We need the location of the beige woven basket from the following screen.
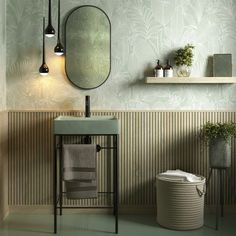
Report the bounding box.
[156,175,205,230]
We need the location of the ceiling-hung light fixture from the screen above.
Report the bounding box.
[39,17,49,76]
[54,0,64,55]
[45,0,55,38]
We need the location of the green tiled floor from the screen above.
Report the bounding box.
[0,213,236,236]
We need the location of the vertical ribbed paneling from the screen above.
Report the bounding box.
[8,111,236,206]
[0,111,8,219]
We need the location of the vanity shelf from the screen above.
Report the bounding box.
[145,77,236,84]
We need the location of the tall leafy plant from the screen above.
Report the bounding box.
[200,122,236,142]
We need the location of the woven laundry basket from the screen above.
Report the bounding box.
[156,175,205,230]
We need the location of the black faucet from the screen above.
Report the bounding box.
[85,95,91,118]
[84,95,91,144]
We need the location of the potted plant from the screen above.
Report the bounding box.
[174,44,194,77]
[200,122,236,168]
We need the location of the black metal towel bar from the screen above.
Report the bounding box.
[56,144,116,152]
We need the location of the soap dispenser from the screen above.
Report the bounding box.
[164,59,173,77]
[154,60,163,77]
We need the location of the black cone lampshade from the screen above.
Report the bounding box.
[54,41,64,56]
[45,0,55,38]
[39,17,49,76]
[54,0,64,55]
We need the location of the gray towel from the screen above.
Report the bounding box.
[63,144,97,181]
[63,144,97,199]
[65,180,97,199]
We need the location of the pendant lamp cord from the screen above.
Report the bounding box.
[43,17,45,63]
[57,0,60,42]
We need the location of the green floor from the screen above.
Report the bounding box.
[0,213,236,236]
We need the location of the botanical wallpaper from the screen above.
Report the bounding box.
[0,0,6,110]
[6,0,236,110]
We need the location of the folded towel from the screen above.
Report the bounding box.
[159,170,201,182]
[63,144,97,181]
[65,180,97,199]
[63,144,97,199]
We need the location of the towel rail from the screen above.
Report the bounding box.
[56,206,114,209]
[56,144,117,152]
[62,191,114,194]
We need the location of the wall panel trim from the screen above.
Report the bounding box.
[8,111,236,207]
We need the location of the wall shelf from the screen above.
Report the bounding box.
[145,77,236,84]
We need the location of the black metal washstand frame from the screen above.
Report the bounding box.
[53,134,119,234]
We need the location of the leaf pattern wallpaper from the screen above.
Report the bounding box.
[0,0,6,110]
[6,0,236,110]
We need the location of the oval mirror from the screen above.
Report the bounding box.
[65,6,111,90]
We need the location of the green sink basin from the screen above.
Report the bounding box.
[54,116,120,135]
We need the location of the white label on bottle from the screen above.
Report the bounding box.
[155,69,163,78]
[164,69,173,78]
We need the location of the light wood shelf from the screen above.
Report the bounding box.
[145,77,236,84]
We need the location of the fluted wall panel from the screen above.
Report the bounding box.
[8,111,236,207]
[0,111,8,220]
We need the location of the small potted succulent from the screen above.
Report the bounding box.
[174,44,194,77]
[200,122,236,168]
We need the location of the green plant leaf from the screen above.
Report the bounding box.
[200,122,236,142]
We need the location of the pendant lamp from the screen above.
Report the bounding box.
[39,17,49,76]
[45,0,55,38]
[54,0,64,55]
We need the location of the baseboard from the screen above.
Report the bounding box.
[8,204,236,215]
[8,205,156,215]
[121,205,236,214]
[9,206,113,214]
[115,205,236,214]
[9,206,52,214]
[119,205,156,214]
[205,205,236,214]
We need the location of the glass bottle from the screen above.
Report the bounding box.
[154,60,163,78]
[164,60,173,78]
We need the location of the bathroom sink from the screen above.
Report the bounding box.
[54,116,120,135]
